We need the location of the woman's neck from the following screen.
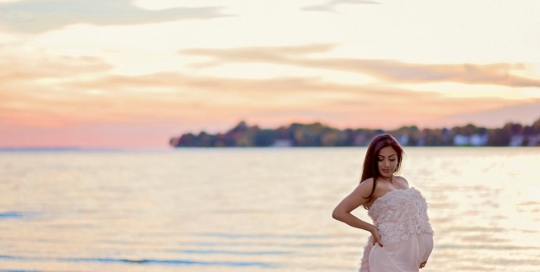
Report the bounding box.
[379,175,394,183]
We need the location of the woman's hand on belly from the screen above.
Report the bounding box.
[371,228,383,247]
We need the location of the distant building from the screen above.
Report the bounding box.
[470,134,489,146]
[527,135,540,146]
[272,139,293,147]
[398,135,409,146]
[353,134,368,146]
[509,135,524,147]
[453,134,469,146]
[453,134,488,146]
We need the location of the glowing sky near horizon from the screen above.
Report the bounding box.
[1,0,539,149]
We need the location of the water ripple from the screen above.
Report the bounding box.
[0,255,278,268]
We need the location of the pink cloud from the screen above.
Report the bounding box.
[179,44,540,87]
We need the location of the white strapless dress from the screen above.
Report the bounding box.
[359,188,434,272]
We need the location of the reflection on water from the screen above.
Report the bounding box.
[1,147,539,271]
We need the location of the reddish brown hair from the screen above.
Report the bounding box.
[360,134,404,209]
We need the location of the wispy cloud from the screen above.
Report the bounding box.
[1,53,528,130]
[0,55,111,83]
[302,0,380,13]
[447,101,540,128]
[0,52,113,127]
[179,44,540,88]
[0,0,229,33]
[59,73,433,128]
[1,47,535,132]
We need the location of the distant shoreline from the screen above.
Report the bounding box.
[1,146,539,153]
[0,147,122,152]
[170,118,540,148]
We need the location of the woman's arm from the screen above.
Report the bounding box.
[332,178,383,246]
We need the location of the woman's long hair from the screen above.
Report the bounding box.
[360,134,404,209]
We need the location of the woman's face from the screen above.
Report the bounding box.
[377,146,397,178]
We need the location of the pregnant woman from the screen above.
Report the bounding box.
[332,134,434,272]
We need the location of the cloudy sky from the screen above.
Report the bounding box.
[1,0,539,149]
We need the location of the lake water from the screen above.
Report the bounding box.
[1,147,539,272]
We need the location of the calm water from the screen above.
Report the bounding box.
[1,147,539,272]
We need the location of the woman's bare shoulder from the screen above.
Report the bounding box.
[360,177,374,186]
[395,176,410,187]
[358,178,376,206]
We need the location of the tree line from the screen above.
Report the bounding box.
[169,117,540,147]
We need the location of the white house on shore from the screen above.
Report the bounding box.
[272,139,293,147]
[398,135,409,146]
[453,134,489,146]
[509,135,524,147]
[528,135,540,146]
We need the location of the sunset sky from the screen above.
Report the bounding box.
[1,0,539,149]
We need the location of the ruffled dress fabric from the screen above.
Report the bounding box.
[359,188,434,272]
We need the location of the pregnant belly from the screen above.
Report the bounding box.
[369,233,433,272]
